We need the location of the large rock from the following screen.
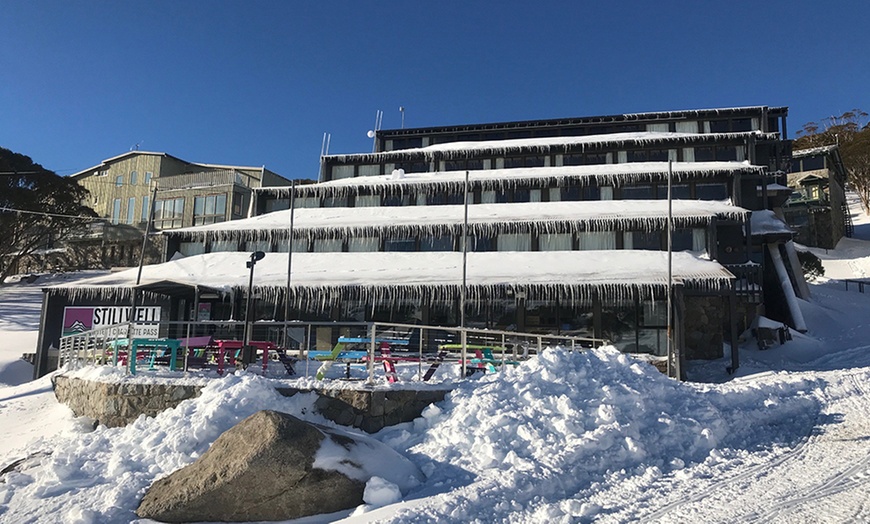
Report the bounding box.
[137,410,412,522]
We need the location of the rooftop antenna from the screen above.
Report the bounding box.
[320,132,331,157]
[130,140,143,151]
[366,109,383,153]
[399,106,405,129]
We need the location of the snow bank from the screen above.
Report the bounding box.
[0,373,330,523]
[376,346,821,523]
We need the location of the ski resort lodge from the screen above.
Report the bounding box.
[34,105,811,378]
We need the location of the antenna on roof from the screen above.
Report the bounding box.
[130,140,143,151]
[399,106,405,129]
[367,110,383,153]
[320,132,331,157]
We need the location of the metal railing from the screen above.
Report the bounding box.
[842,279,870,294]
[725,263,763,303]
[57,319,606,382]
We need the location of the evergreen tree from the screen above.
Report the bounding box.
[0,147,98,283]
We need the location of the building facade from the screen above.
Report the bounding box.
[67,151,291,267]
[782,145,850,249]
[36,106,809,379]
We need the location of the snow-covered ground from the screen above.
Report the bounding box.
[3,200,870,523]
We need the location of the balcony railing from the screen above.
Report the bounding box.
[158,170,256,191]
[725,262,763,303]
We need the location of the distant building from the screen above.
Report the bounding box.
[782,145,851,249]
[66,151,292,267]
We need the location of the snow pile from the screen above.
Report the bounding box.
[0,373,327,523]
[378,346,820,522]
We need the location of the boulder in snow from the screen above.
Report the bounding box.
[136,410,421,522]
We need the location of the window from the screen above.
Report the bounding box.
[428,192,465,205]
[539,233,572,251]
[211,240,238,252]
[384,238,416,252]
[130,171,138,185]
[622,186,654,199]
[468,235,495,252]
[390,137,423,150]
[247,240,272,253]
[708,120,729,133]
[276,238,310,252]
[420,234,453,251]
[144,171,153,185]
[126,197,136,224]
[731,118,753,132]
[112,198,121,224]
[696,183,728,200]
[141,196,150,223]
[232,193,244,216]
[384,194,413,206]
[672,229,694,251]
[504,155,545,168]
[193,194,227,225]
[348,237,379,252]
[355,194,381,207]
[331,165,354,180]
[179,242,205,256]
[624,231,661,250]
[801,156,825,171]
[578,232,616,250]
[154,197,185,229]
[659,184,691,199]
[358,164,381,176]
[313,238,343,252]
[322,195,348,208]
[694,147,715,162]
[497,233,531,251]
[115,175,124,187]
[715,146,738,161]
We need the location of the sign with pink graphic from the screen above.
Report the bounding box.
[62,306,161,337]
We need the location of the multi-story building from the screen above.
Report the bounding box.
[782,145,851,248]
[36,106,808,379]
[67,151,291,267]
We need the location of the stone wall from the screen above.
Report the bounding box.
[53,376,201,428]
[683,295,726,360]
[284,388,448,433]
[53,376,448,433]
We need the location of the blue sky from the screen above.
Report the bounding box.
[2,1,868,180]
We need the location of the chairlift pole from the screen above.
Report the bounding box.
[460,170,469,378]
[283,180,296,349]
[126,182,158,373]
[667,160,678,379]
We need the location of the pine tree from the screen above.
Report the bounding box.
[0,147,98,283]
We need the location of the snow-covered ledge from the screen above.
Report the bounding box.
[53,375,449,432]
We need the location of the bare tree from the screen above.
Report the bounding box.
[794,109,870,213]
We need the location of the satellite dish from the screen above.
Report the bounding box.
[367,130,375,139]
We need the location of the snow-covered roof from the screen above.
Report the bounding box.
[48,251,734,304]
[326,131,779,163]
[750,210,793,237]
[792,144,838,158]
[378,105,785,137]
[259,162,762,198]
[787,172,827,186]
[167,200,747,241]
